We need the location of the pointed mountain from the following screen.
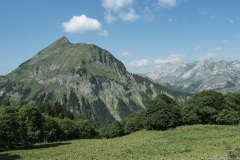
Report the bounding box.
[0,37,190,127]
[145,58,240,93]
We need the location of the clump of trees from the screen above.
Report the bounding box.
[1,90,240,151]
[0,103,97,151]
[100,90,240,138]
[181,90,239,125]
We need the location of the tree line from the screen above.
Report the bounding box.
[100,90,240,138]
[0,102,97,151]
[1,90,239,151]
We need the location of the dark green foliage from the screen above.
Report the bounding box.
[144,94,181,130]
[181,104,199,124]
[140,91,151,106]
[4,81,16,92]
[123,109,146,134]
[217,109,239,125]
[182,90,239,125]
[18,105,44,148]
[42,114,61,142]
[38,102,73,119]
[68,89,80,111]
[32,91,46,105]
[0,107,19,150]
[100,121,124,138]
[3,98,11,106]
[224,93,240,116]
[76,67,87,76]
[45,92,55,103]
[19,88,31,101]
[57,117,77,140]
[80,97,93,124]
[116,98,133,118]
[62,93,68,107]
[129,98,142,112]
[92,97,115,127]
[75,118,97,139]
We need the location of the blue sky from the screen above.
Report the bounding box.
[1,0,240,75]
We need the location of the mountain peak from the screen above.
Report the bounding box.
[55,36,70,44]
[145,59,240,93]
[0,36,189,126]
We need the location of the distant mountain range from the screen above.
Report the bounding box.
[144,58,240,93]
[0,36,189,127]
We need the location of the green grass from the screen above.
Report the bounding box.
[1,125,240,160]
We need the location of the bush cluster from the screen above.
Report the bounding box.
[100,90,240,138]
[0,104,97,151]
[1,90,239,150]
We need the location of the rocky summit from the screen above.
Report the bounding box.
[145,58,240,93]
[0,36,189,127]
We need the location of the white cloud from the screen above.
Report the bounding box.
[62,15,101,33]
[104,12,117,24]
[98,30,109,37]
[119,8,140,22]
[154,54,185,65]
[208,47,224,52]
[62,14,109,37]
[102,0,134,12]
[102,0,139,23]
[130,59,149,67]
[159,0,178,7]
[119,51,132,57]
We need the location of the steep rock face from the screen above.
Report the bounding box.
[145,58,240,93]
[0,36,189,127]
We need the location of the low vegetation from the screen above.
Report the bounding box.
[0,90,240,159]
[0,125,240,159]
[100,90,240,138]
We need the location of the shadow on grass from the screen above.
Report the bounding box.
[32,142,71,150]
[0,153,21,160]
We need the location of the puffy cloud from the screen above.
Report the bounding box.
[158,0,178,7]
[154,54,185,65]
[104,12,117,24]
[62,15,101,33]
[62,14,109,37]
[102,0,139,23]
[130,59,149,67]
[119,8,140,21]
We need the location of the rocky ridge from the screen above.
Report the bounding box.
[0,36,189,126]
[145,58,240,93]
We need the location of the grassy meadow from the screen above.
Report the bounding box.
[1,125,240,160]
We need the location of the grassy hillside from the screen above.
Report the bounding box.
[1,125,240,160]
